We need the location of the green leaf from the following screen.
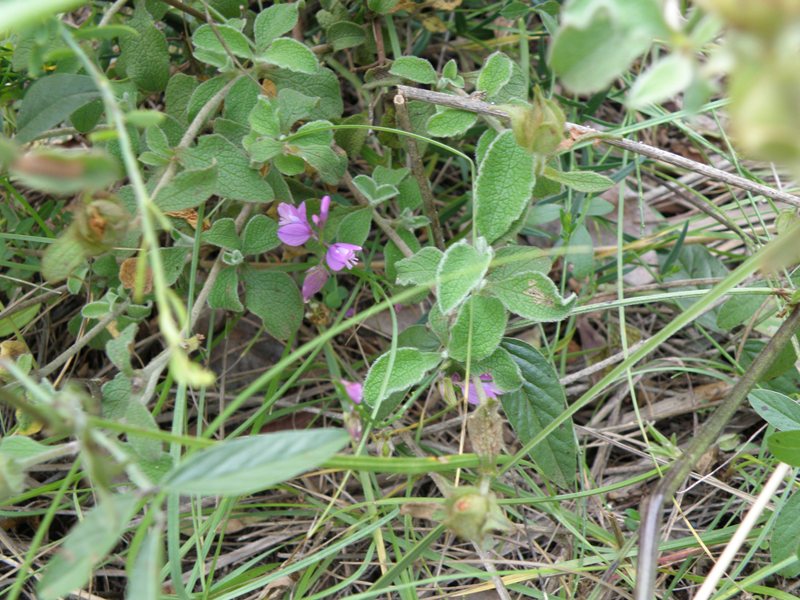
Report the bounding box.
[396,324,441,352]
[327,21,366,51]
[426,107,477,138]
[352,174,398,204]
[564,223,594,279]
[662,246,728,331]
[717,294,767,330]
[436,240,492,314]
[192,23,252,68]
[395,246,444,287]
[0,304,40,336]
[447,296,507,362]
[475,130,536,243]
[427,302,450,345]
[203,218,240,250]
[37,494,139,600]
[164,73,198,125]
[542,166,614,193]
[182,135,274,202]
[241,268,302,340]
[105,323,136,375]
[260,38,319,74]
[11,148,120,195]
[373,166,410,187]
[549,0,668,94]
[223,77,260,125]
[487,272,574,322]
[628,53,694,109]
[16,74,100,142]
[368,0,399,13]
[500,338,577,488]
[187,76,228,123]
[118,6,170,92]
[254,3,300,51]
[0,436,52,461]
[163,429,350,496]
[268,67,343,120]
[277,89,319,131]
[768,430,800,466]
[41,229,88,283]
[749,390,800,431]
[126,524,163,600]
[336,208,373,246]
[771,490,800,577]
[473,346,523,392]
[208,267,244,312]
[477,52,513,96]
[389,56,437,85]
[488,245,551,281]
[241,214,279,255]
[362,348,442,408]
[153,164,218,212]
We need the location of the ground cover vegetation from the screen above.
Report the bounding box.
[2,0,800,598]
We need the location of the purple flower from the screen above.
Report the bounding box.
[342,380,363,404]
[277,202,313,246]
[326,243,361,272]
[302,265,329,302]
[452,373,502,405]
[312,195,331,228]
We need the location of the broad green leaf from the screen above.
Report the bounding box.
[475,130,536,243]
[487,271,575,322]
[426,107,477,138]
[269,66,343,120]
[477,52,513,96]
[427,302,449,345]
[768,430,800,466]
[436,240,492,314]
[0,304,40,336]
[742,339,798,383]
[241,268,302,340]
[37,494,139,600]
[488,245,552,281]
[475,128,499,168]
[373,166,410,187]
[277,89,319,131]
[187,76,227,123]
[473,346,523,392]
[336,208,373,247]
[82,301,109,319]
[105,323,136,374]
[327,21,366,51]
[203,218,240,250]
[717,294,768,330]
[163,429,349,496]
[0,436,52,461]
[549,0,668,94]
[389,56,437,85]
[223,77,260,125]
[126,523,163,600]
[395,246,444,286]
[362,348,442,407]
[16,74,100,142]
[11,148,120,195]
[164,73,198,125]
[101,373,162,462]
[254,3,299,51]
[771,490,800,577]
[564,223,594,279]
[182,135,274,202]
[260,38,319,74]
[241,214,279,255]
[192,23,252,68]
[749,390,800,431]
[41,230,88,283]
[368,0,399,13]
[542,166,614,193]
[662,246,728,331]
[153,164,217,211]
[396,324,441,352]
[118,6,170,92]
[352,174,398,204]
[447,296,507,362]
[628,53,694,109]
[208,266,244,312]
[501,338,577,488]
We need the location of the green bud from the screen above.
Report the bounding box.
[443,486,512,544]
[504,90,566,155]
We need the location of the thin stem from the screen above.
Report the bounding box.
[396,85,800,208]
[635,303,800,600]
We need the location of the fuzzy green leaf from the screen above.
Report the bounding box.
[163,429,349,496]
[542,166,614,193]
[395,246,444,286]
[203,218,240,250]
[352,174,398,204]
[241,214,280,255]
[208,266,244,312]
[628,53,694,109]
[118,6,170,92]
[336,208,373,246]
[447,296,507,362]
[436,240,492,314]
[501,338,577,488]
[241,268,302,340]
[327,21,366,51]
[768,430,800,466]
[269,67,343,120]
[475,130,536,243]
[487,271,575,322]
[362,348,442,408]
[254,3,299,51]
[16,74,100,142]
[473,346,523,392]
[153,164,217,212]
[389,56,437,84]
[477,52,513,96]
[426,107,477,138]
[260,38,319,74]
[192,23,252,69]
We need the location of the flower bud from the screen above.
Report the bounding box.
[505,90,566,155]
[444,486,512,544]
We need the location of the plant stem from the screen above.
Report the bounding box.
[634,303,800,600]
[396,85,800,208]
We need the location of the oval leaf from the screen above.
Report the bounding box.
[363,348,442,408]
[447,295,507,362]
[436,240,492,314]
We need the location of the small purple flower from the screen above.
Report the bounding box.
[312,195,331,228]
[277,202,313,246]
[302,265,329,302]
[326,243,361,272]
[342,380,363,404]
[452,373,502,405]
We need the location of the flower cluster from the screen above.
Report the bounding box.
[277,196,362,301]
[451,373,502,405]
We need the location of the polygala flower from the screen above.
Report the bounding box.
[312,195,330,228]
[302,265,329,301]
[326,243,361,271]
[452,373,502,405]
[342,380,363,404]
[277,202,312,246]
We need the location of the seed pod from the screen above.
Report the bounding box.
[443,485,512,544]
